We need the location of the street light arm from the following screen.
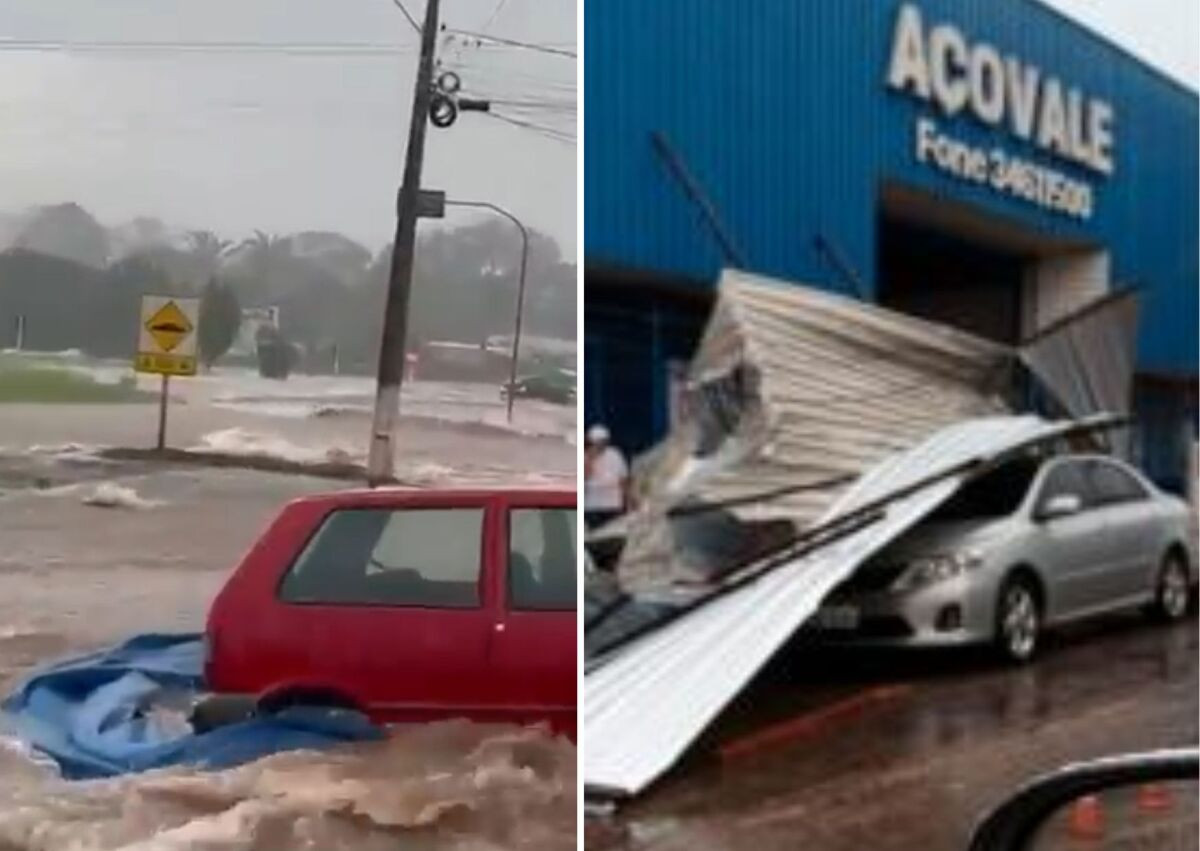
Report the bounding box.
[443,199,528,242]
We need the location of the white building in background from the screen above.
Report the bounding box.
[230,306,280,356]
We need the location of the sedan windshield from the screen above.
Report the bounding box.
[927,455,1042,521]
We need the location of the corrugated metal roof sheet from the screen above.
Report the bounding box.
[1020,290,1139,422]
[584,413,1119,798]
[616,270,1012,591]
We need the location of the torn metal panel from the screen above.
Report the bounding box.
[584,414,1118,799]
[618,269,1013,593]
[1020,289,1139,421]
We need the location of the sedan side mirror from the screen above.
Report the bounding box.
[1038,493,1083,522]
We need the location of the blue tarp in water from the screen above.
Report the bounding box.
[0,633,382,779]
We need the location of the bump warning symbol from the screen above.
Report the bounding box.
[145,301,193,352]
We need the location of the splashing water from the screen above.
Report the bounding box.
[190,428,360,467]
[23,443,103,461]
[81,482,162,510]
[406,462,458,484]
[0,721,576,851]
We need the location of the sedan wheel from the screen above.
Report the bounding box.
[996,580,1039,663]
[1152,554,1190,621]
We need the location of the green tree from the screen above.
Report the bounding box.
[13,203,110,268]
[197,278,241,368]
[91,257,167,358]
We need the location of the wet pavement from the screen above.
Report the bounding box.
[587,615,1197,851]
[0,361,576,850]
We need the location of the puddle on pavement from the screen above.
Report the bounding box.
[0,720,576,851]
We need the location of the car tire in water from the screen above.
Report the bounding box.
[1148,551,1190,622]
[995,576,1040,664]
[256,688,360,717]
[190,694,255,733]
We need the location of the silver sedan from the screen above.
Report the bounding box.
[813,453,1197,661]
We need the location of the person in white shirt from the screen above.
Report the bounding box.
[584,424,628,528]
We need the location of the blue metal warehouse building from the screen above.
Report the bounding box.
[584,0,1199,491]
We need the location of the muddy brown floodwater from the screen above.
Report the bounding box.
[0,377,576,851]
[587,615,1197,851]
[0,722,576,851]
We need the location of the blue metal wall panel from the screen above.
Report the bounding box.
[584,0,1199,374]
[584,285,710,451]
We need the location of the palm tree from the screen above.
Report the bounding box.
[186,230,232,281]
[236,230,292,301]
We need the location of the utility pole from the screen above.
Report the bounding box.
[367,0,441,485]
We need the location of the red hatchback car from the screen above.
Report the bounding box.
[203,488,577,738]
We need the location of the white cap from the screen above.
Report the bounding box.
[586,424,611,444]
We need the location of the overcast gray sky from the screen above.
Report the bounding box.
[0,0,576,253]
[0,1,1191,255]
[1043,0,1198,88]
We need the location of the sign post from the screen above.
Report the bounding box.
[156,375,170,450]
[134,295,199,451]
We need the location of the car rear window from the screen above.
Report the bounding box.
[1087,460,1149,504]
[509,508,577,611]
[278,507,484,608]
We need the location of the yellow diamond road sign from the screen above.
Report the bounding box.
[146,301,192,352]
[136,295,199,376]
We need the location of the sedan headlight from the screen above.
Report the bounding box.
[892,550,983,593]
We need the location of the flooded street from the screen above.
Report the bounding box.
[1,358,576,482]
[0,360,576,850]
[0,722,576,851]
[587,616,1197,851]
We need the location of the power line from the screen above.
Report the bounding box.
[486,110,575,144]
[390,0,423,35]
[473,97,577,112]
[490,108,575,130]
[479,0,509,32]
[487,97,576,112]
[446,72,576,95]
[0,39,416,56]
[443,28,576,58]
[441,52,575,75]
[440,61,576,98]
[488,108,576,127]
